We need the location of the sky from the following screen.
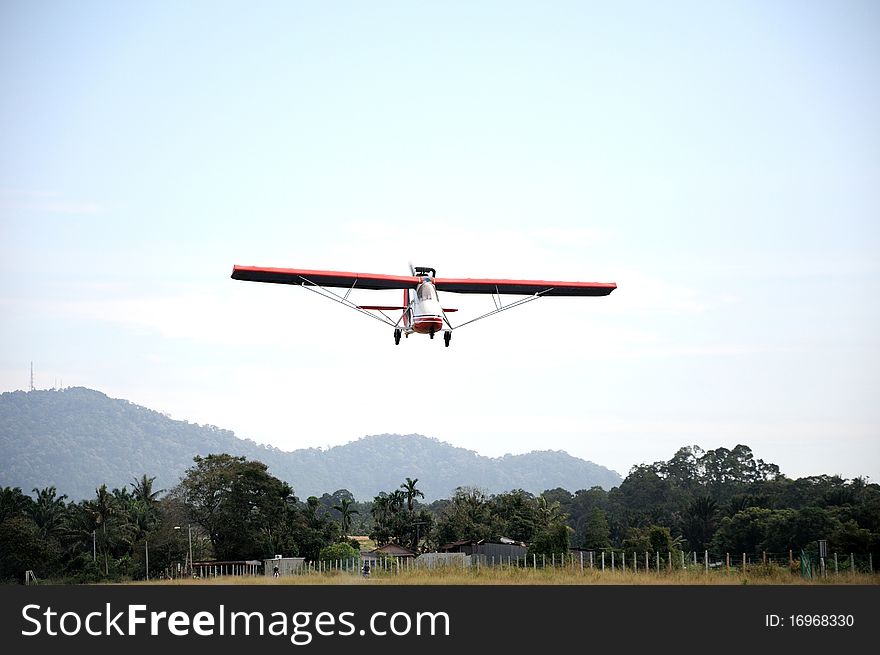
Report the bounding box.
[1,1,878,484]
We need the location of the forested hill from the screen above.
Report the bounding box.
[0,388,621,501]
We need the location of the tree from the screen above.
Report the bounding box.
[581,508,611,550]
[177,454,296,560]
[434,487,494,546]
[388,490,406,513]
[621,525,682,562]
[28,486,67,540]
[0,486,32,523]
[131,474,164,505]
[319,541,359,563]
[527,494,572,557]
[710,507,774,554]
[0,516,58,581]
[400,478,424,513]
[91,484,115,575]
[492,490,539,543]
[528,522,571,558]
[370,494,393,546]
[332,497,359,539]
[681,496,718,552]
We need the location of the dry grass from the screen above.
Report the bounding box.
[140,565,880,586]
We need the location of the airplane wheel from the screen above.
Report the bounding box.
[394,329,401,345]
[444,332,451,347]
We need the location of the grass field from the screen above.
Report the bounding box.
[143,566,880,586]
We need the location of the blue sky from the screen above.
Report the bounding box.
[2,1,878,487]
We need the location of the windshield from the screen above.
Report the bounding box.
[417,283,437,301]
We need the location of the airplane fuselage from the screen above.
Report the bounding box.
[409,279,444,335]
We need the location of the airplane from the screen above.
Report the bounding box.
[231,263,616,347]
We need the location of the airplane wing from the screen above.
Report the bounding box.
[433,276,616,297]
[231,265,417,291]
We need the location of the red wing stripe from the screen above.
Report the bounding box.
[433,277,616,297]
[232,266,616,297]
[232,265,417,291]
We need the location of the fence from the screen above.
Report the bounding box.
[151,550,876,580]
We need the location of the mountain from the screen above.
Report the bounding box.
[0,388,622,501]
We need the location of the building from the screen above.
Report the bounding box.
[439,537,528,561]
[362,544,416,566]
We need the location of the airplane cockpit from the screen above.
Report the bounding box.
[416,282,437,301]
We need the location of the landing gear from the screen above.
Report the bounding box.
[393,329,401,345]
[444,331,452,347]
[429,330,435,339]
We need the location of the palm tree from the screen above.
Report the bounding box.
[388,490,406,513]
[332,498,359,539]
[682,495,718,552]
[29,486,68,539]
[92,485,114,575]
[400,477,424,513]
[131,474,164,505]
[130,474,164,539]
[371,494,389,523]
[0,486,31,522]
[370,494,391,546]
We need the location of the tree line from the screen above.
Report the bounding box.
[1,445,878,582]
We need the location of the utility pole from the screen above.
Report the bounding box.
[145,537,149,581]
[176,525,194,576]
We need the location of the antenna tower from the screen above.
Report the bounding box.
[30,361,35,391]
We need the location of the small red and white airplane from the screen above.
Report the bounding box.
[231,263,616,347]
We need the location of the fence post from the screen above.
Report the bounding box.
[850,553,855,577]
[680,550,685,570]
[869,553,873,574]
[590,551,593,570]
[601,552,605,571]
[704,550,708,574]
[611,551,615,572]
[645,551,648,573]
[668,551,672,572]
[656,551,659,573]
[580,551,584,573]
[726,552,730,573]
[834,553,838,575]
[743,553,746,571]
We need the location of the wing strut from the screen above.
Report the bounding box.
[297,275,401,327]
[449,288,554,331]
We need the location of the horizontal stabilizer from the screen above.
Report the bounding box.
[357,305,407,311]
